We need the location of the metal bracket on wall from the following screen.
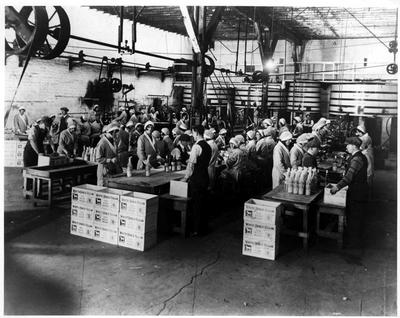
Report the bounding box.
[68,50,84,70]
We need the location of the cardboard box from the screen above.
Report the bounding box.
[95,188,132,212]
[169,180,189,198]
[243,199,283,224]
[242,238,278,260]
[324,183,348,207]
[120,192,159,218]
[93,208,119,229]
[72,184,106,207]
[93,225,118,245]
[118,212,157,234]
[38,154,68,167]
[71,219,93,239]
[4,140,26,167]
[243,220,280,242]
[118,230,157,251]
[71,203,94,224]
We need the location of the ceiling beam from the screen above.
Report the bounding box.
[314,8,339,38]
[205,6,225,44]
[180,6,201,53]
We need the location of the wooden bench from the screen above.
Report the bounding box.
[159,194,191,237]
[316,200,346,248]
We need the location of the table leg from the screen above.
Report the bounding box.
[303,207,309,250]
[338,215,344,249]
[48,179,52,207]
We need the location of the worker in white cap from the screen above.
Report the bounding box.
[176,112,189,130]
[220,137,246,189]
[256,127,276,188]
[89,113,104,147]
[272,131,293,188]
[278,118,289,136]
[302,137,321,169]
[115,121,130,167]
[204,129,219,191]
[152,130,168,160]
[262,118,273,129]
[234,134,247,152]
[245,130,257,161]
[215,128,228,150]
[303,113,314,133]
[136,121,160,169]
[355,125,374,185]
[114,106,128,126]
[13,106,30,134]
[23,116,48,167]
[172,127,183,147]
[94,123,123,186]
[290,133,309,169]
[291,116,304,138]
[78,115,91,155]
[57,121,78,158]
[88,104,100,122]
[161,127,174,152]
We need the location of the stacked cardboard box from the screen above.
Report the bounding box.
[93,188,131,245]
[242,199,283,260]
[4,140,27,167]
[118,192,159,251]
[70,184,106,240]
[70,185,159,251]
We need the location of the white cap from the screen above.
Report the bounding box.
[280,131,293,141]
[18,106,26,111]
[126,121,134,128]
[294,116,301,123]
[219,128,227,135]
[135,123,143,129]
[279,118,286,126]
[262,118,273,126]
[204,129,214,140]
[107,123,120,133]
[357,125,366,134]
[229,138,239,148]
[161,127,170,135]
[178,123,188,131]
[144,121,154,129]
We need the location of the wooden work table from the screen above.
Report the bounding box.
[104,168,185,194]
[23,159,97,206]
[262,184,323,249]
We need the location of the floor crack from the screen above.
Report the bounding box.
[79,253,86,315]
[156,251,221,316]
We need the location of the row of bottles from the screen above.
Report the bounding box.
[82,146,96,162]
[283,167,318,195]
[125,154,183,178]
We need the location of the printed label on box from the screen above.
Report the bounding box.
[118,230,157,251]
[71,220,93,239]
[93,226,118,245]
[95,189,131,211]
[93,208,119,229]
[72,184,106,207]
[242,238,278,260]
[243,221,279,242]
[118,213,157,233]
[71,204,94,224]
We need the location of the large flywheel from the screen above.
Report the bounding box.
[5,6,70,59]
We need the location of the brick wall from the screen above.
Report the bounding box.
[4,56,174,128]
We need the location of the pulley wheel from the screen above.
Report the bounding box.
[111,78,122,93]
[17,6,70,59]
[252,71,263,83]
[386,63,398,75]
[5,6,48,55]
[203,55,215,77]
[389,40,398,49]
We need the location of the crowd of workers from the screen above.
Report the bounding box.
[15,103,374,240]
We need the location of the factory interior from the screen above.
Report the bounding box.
[3,4,398,315]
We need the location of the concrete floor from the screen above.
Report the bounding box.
[3,163,397,315]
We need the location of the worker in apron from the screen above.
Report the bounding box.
[94,123,122,186]
[57,122,78,158]
[13,106,30,134]
[136,121,160,169]
[272,131,292,188]
[23,116,48,167]
[290,133,309,169]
